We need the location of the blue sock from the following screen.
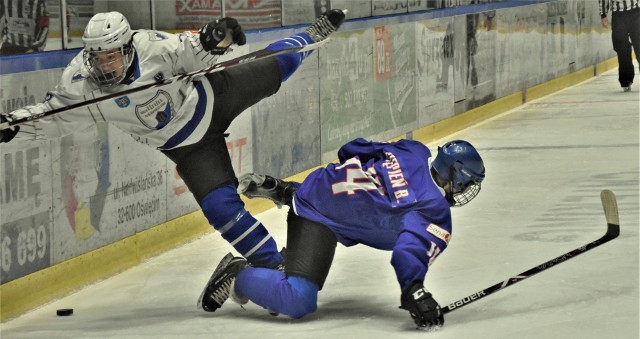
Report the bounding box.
[201,184,282,267]
[266,32,315,82]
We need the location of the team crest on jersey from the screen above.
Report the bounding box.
[115,96,131,108]
[148,32,168,41]
[135,90,174,130]
[426,224,451,244]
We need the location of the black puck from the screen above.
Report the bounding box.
[56,308,74,316]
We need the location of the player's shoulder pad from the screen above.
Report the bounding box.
[392,139,432,157]
[132,30,180,52]
[59,53,91,94]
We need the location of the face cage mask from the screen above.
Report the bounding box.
[444,165,482,207]
[83,44,133,87]
[450,182,481,207]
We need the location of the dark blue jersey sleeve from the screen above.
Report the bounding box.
[390,210,452,290]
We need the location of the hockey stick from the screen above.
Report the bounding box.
[0,39,329,130]
[442,189,620,315]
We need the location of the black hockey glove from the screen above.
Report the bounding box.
[199,17,246,55]
[0,114,20,143]
[400,282,444,329]
[237,173,296,207]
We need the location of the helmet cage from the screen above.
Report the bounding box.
[449,161,482,206]
[82,44,133,87]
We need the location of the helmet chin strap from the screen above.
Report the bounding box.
[430,166,456,207]
[445,166,456,207]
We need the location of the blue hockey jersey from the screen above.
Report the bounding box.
[292,138,452,290]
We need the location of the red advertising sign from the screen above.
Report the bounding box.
[374,25,392,81]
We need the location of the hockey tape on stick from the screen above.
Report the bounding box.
[442,189,620,315]
[0,39,329,130]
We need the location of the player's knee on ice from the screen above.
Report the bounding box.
[236,268,318,319]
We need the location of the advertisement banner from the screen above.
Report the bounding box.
[252,48,320,178]
[372,22,417,139]
[544,0,574,81]
[516,4,547,89]
[175,0,222,30]
[224,0,282,30]
[416,17,455,127]
[372,0,407,15]
[0,211,51,284]
[374,26,392,82]
[319,29,374,160]
[462,9,497,111]
[0,139,53,284]
[495,9,518,98]
[281,0,322,26]
[330,0,371,19]
[1,69,62,282]
[50,124,168,263]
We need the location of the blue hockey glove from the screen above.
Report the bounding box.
[199,17,246,55]
[400,282,444,329]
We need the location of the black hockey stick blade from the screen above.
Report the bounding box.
[441,189,620,315]
[0,39,329,130]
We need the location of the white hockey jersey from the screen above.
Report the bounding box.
[12,29,224,149]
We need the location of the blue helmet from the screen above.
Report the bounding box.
[431,140,485,207]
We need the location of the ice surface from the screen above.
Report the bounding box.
[2,69,638,339]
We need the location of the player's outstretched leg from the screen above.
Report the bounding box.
[198,253,248,312]
[266,9,346,81]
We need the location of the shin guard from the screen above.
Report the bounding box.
[201,184,282,267]
[266,32,315,81]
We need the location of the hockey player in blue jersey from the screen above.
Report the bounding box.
[200,137,485,329]
[0,10,346,312]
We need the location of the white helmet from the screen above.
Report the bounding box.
[82,12,134,87]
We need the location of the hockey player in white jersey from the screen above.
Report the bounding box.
[0,10,346,311]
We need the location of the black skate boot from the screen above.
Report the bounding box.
[198,252,248,312]
[305,9,346,42]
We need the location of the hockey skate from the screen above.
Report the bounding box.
[305,9,347,42]
[198,252,248,312]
